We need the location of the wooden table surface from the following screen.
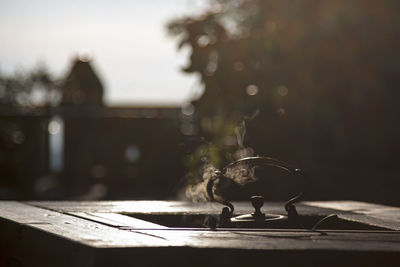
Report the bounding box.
[1,200,399,267]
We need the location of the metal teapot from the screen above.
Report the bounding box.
[206,156,307,228]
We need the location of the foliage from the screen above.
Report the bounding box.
[0,64,61,108]
[169,0,400,188]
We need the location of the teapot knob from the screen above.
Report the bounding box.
[250,196,265,218]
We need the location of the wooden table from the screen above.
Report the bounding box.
[1,200,399,266]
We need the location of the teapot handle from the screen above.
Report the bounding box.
[206,156,307,217]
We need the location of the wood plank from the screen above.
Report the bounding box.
[27,200,253,214]
[128,228,400,252]
[69,212,167,228]
[0,201,172,247]
[2,201,400,266]
[26,200,400,230]
[304,201,400,230]
[303,201,394,212]
[2,201,399,252]
[3,201,399,251]
[27,200,328,216]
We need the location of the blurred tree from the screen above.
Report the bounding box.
[169,0,400,202]
[0,64,62,199]
[0,64,61,108]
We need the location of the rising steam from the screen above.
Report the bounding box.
[223,160,257,186]
[185,119,258,202]
[185,164,220,202]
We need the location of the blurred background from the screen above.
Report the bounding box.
[0,0,399,205]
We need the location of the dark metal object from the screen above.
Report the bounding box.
[250,196,264,218]
[206,170,235,213]
[311,214,339,235]
[206,156,307,227]
[230,196,287,227]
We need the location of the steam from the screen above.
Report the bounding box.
[235,120,246,149]
[224,161,257,186]
[185,118,259,202]
[231,120,256,185]
[185,164,219,202]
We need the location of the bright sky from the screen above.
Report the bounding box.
[0,0,207,106]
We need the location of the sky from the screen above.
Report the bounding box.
[0,0,207,106]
